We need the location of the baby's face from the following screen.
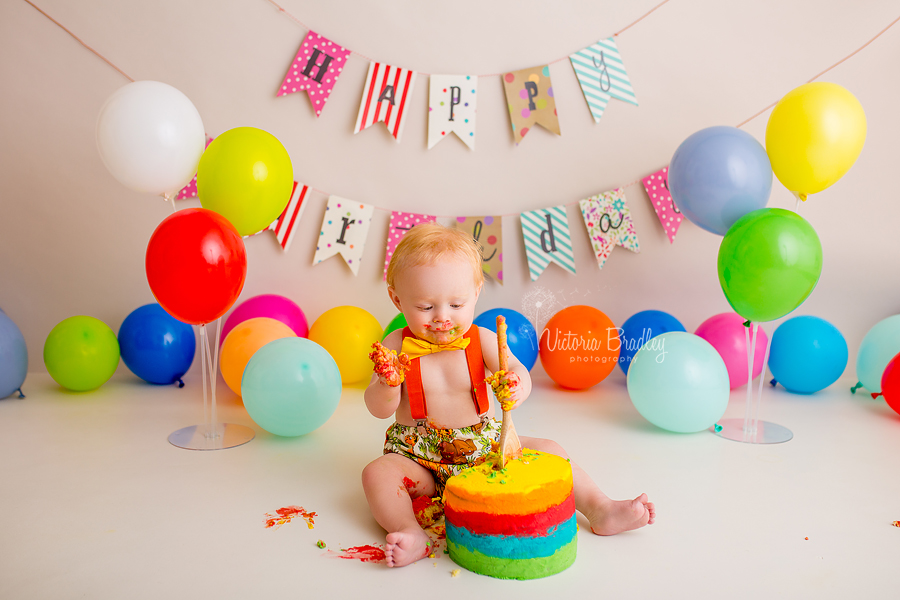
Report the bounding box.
[389,257,481,344]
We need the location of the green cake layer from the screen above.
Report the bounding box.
[446,536,577,580]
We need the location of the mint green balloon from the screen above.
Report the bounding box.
[626,332,729,433]
[382,313,407,340]
[43,316,120,391]
[241,337,341,437]
[718,208,822,322]
[856,315,900,394]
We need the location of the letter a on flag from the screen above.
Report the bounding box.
[520,206,575,281]
[579,188,640,271]
[277,30,351,117]
[355,62,418,142]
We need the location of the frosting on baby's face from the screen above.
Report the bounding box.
[388,257,481,345]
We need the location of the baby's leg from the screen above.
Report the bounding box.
[361,453,436,567]
[518,436,655,535]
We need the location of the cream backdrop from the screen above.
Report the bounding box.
[1,0,898,382]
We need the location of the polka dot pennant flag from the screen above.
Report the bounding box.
[520,206,575,281]
[383,211,437,280]
[454,216,503,285]
[277,30,351,117]
[428,75,477,150]
[313,195,375,276]
[578,188,640,271]
[569,37,638,123]
[175,135,214,200]
[355,62,418,142]
[501,65,560,146]
[642,167,682,244]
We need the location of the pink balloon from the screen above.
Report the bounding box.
[220,294,308,345]
[695,313,768,389]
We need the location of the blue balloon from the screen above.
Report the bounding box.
[119,304,195,385]
[474,308,539,370]
[768,316,848,394]
[668,126,773,236]
[0,311,28,398]
[618,310,686,375]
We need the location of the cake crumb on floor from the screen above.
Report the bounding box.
[451,569,461,578]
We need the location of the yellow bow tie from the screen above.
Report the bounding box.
[401,336,470,360]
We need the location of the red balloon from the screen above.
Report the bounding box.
[146,208,247,325]
[881,352,900,416]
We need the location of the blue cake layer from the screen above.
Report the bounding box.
[445,514,576,559]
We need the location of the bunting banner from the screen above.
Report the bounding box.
[454,216,503,284]
[502,66,560,145]
[267,181,310,251]
[569,37,638,123]
[428,75,478,150]
[521,206,575,281]
[579,188,640,270]
[383,211,437,280]
[354,62,418,142]
[277,30,351,117]
[642,167,682,244]
[175,135,214,200]
[313,196,374,275]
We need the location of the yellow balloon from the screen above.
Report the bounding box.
[765,82,866,197]
[309,306,383,385]
[197,127,294,237]
[220,317,296,395]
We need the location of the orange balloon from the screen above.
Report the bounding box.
[220,317,296,395]
[539,306,620,390]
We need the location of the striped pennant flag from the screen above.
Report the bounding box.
[354,62,418,142]
[579,188,640,271]
[267,181,310,251]
[520,206,576,281]
[569,37,638,123]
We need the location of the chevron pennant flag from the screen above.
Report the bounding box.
[383,211,437,280]
[579,188,640,270]
[175,135,214,200]
[277,30,351,117]
[428,74,478,150]
[355,62,418,142]
[520,206,575,281]
[454,216,503,284]
[569,37,638,123]
[313,196,375,276]
[267,181,310,251]
[642,167,682,244]
[501,65,560,145]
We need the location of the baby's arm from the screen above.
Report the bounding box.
[364,329,405,419]
[479,326,532,409]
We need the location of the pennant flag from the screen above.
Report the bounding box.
[277,30,351,117]
[313,196,374,275]
[383,211,437,280]
[454,216,503,284]
[579,188,640,270]
[428,75,478,150]
[176,135,214,200]
[520,206,575,281]
[642,167,682,244]
[569,37,638,123]
[267,181,310,251]
[355,62,418,142]
[502,65,560,145]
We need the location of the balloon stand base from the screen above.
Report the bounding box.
[168,423,255,450]
[711,418,793,444]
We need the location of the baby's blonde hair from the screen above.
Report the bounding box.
[386,222,484,288]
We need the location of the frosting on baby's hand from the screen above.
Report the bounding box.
[485,369,521,411]
[369,341,411,387]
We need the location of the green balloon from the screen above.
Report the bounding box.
[718,208,822,322]
[382,313,407,340]
[43,316,120,391]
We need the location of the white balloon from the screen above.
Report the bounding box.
[96,81,205,196]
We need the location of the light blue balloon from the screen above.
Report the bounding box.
[668,126,773,236]
[0,311,28,398]
[241,337,342,437]
[627,332,729,433]
[768,316,847,394]
[856,315,900,394]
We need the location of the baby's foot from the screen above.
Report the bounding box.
[384,527,432,567]
[586,493,655,536]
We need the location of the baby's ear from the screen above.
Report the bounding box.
[387,286,402,311]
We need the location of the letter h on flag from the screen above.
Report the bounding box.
[277,30,351,117]
[520,206,576,281]
[355,62,418,142]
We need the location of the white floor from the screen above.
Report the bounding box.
[1,369,898,599]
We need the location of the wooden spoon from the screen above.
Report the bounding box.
[495,315,522,469]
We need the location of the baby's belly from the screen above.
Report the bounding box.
[396,388,496,429]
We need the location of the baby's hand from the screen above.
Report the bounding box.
[485,370,522,411]
[369,342,411,387]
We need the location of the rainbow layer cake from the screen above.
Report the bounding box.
[443,449,576,580]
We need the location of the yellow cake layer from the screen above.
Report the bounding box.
[443,449,573,516]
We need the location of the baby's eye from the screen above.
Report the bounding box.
[419,306,432,311]
[451,304,463,309]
